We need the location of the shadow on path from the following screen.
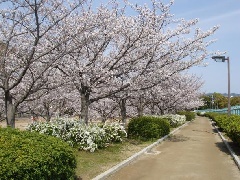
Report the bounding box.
[215,142,231,155]
[215,141,240,156]
[211,121,240,157]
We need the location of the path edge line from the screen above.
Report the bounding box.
[92,121,191,180]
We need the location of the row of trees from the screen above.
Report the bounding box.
[199,93,240,110]
[0,0,218,127]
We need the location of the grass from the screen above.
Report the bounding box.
[74,139,153,179]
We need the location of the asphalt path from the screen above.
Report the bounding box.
[106,116,240,180]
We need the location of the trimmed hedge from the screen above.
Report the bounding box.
[204,112,240,146]
[0,127,77,180]
[177,111,195,121]
[127,116,170,141]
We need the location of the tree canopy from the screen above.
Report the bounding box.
[0,0,218,127]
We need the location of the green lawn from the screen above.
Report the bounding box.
[75,140,152,179]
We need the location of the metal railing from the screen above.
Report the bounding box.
[195,106,240,115]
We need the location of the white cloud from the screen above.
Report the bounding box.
[200,9,240,24]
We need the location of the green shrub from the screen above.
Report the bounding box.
[0,127,77,180]
[226,116,240,143]
[177,111,196,121]
[204,113,240,146]
[127,116,170,141]
[204,112,227,128]
[203,112,218,120]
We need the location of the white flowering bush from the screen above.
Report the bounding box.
[200,111,205,115]
[160,114,186,128]
[27,118,127,152]
[101,122,127,142]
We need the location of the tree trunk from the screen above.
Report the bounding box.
[5,91,16,128]
[160,108,164,115]
[44,104,51,122]
[120,99,127,124]
[46,111,51,122]
[101,115,107,123]
[150,104,155,115]
[137,96,144,117]
[80,86,90,125]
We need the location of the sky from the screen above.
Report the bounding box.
[170,0,240,94]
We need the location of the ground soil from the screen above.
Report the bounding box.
[0,117,45,130]
[0,118,30,130]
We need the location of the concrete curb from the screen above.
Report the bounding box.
[92,121,191,180]
[211,120,240,170]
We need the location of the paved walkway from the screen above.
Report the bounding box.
[106,116,240,180]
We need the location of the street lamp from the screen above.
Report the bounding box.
[211,56,231,116]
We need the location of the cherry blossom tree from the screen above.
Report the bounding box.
[90,98,119,123]
[18,83,70,121]
[0,0,219,127]
[141,73,204,115]
[0,0,85,127]
[58,0,218,124]
[57,4,153,124]
[0,91,4,121]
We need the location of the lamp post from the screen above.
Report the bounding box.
[211,56,231,116]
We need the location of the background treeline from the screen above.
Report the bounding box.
[199,92,240,110]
